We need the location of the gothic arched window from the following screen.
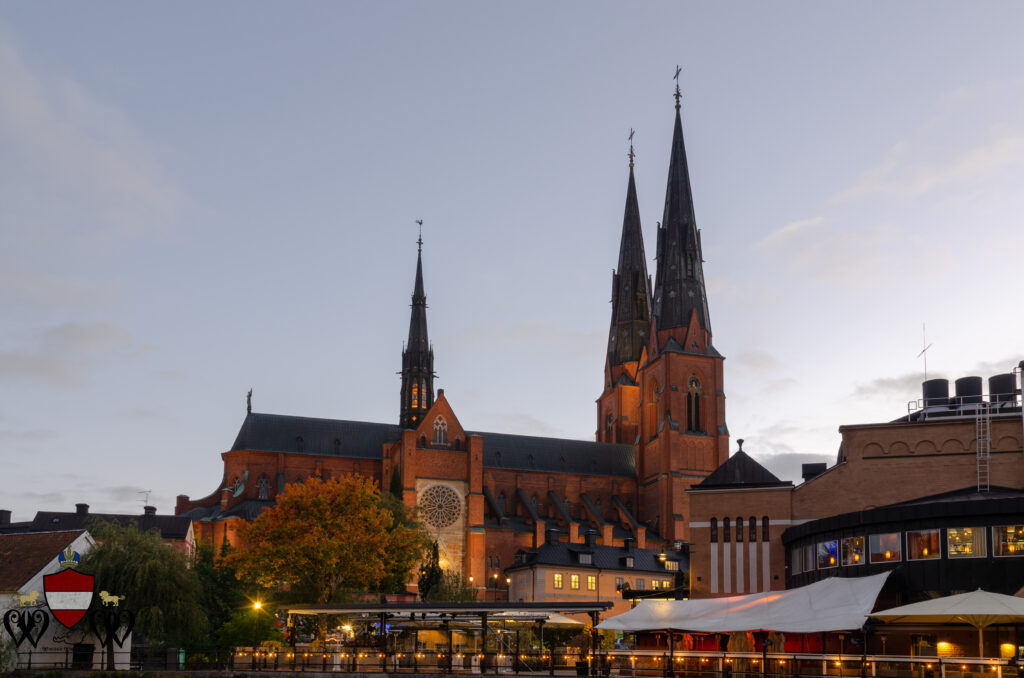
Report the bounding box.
[762,516,770,541]
[411,382,419,409]
[735,516,743,542]
[723,517,731,543]
[230,476,240,493]
[257,476,269,500]
[432,416,448,445]
[749,517,757,542]
[686,377,703,433]
[710,518,718,543]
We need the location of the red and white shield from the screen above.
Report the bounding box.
[44,569,95,628]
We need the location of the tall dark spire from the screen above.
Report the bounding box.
[400,228,434,428]
[651,79,712,344]
[607,138,652,370]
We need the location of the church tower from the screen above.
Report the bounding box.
[399,234,435,428]
[597,138,652,446]
[635,82,728,543]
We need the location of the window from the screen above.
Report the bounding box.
[230,476,240,493]
[579,553,593,565]
[664,560,679,571]
[723,518,731,543]
[570,574,580,590]
[257,476,269,500]
[587,575,597,591]
[710,518,718,543]
[662,579,672,589]
[762,517,770,541]
[907,529,940,560]
[817,540,839,569]
[494,556,500,568]
[791,549,802,575]
[947,527,986,558]
[553,573,563,589]
[993,525,1024,556]
[651,580,660,590]
[749,517,757,542]
[841,537,864,565]
[624,556,634,568]
[869,533,902,563]
[686,377,703,432]
[615,576,624,589]
[411,382,419,409]
[432,417,448,445]
[636,578,645,590]
[736,517,743,542]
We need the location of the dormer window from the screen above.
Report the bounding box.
[664,560,679,571]
[579,552,593,565]
[624,556,635,568]
[432,416,448,445]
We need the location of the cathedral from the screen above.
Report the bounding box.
[175,90,730,600]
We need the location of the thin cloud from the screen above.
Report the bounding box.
[0,268,124,308]
[733,349,783,372]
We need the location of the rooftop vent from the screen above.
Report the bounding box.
[75,503,89,516]
[989,373,1016,403]
[954,376,983,405]
[922,378,949,407]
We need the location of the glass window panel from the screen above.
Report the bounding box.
[842,537,865,565]
[907,529,940,560]
[553,573,563,589]
[817,540,838,569]
[636,578,645,590]
[587,575,597,591]
[993,525,1024,557]
[947,527,986,558]
[570,574,580,590]
[869,533,902,563]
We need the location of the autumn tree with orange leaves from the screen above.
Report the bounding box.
[226,475,425,623]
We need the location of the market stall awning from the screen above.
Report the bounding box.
[597,572,891,634]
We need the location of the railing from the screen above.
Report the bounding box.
[11,647,1023,676]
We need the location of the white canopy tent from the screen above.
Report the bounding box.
[597,572,891,634]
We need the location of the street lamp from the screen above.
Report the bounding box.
[253,601,263,651]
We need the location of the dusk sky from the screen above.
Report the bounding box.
[2,3,1023,521]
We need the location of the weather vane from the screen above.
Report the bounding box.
[415,220,423,252]
[628,128,636,167]
[673,65,682,108]
[246,388,252,414]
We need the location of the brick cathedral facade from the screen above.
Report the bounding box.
[176,93,730,599]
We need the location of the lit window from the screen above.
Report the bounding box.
[662,579,671,589]
[907,529,940,560]
[587,575,596,591]
[411,383,419,409]
[664,560,679,571]
[869,533,902,563]
[570,574,580,590]
[817,540,838,569]
[432,417,448,445]
[841,537,864,565]
[553,573,563,589]
[651,580,660,590]
[993,525,1024,557]
[947,527,986,558]
[579,553,593,565]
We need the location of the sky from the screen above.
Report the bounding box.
[2,3,1023,521]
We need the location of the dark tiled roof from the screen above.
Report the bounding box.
[0,530,84,591]
[231,413,400,458]
[691,450,792,490]
[28,511,192,540]
[470,431,635,477]
[507,542,686,574]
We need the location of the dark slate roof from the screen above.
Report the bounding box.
[469,431,635,477]
[507,542,686,574]
[691,449,793,490]
[0,530,86,591]
[27,511,192,540]
[231,413,400,458]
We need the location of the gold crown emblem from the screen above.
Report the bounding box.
[58,546,80,568]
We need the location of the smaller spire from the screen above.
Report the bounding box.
[628,128,636,168]
[415,219,423,253]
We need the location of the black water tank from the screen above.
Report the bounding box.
[989,373,1016,403]
[922,379,949,407]
[955,376,983,404]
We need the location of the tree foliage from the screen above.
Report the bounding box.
[79,520,209,647]
[225,475,425,605]
[417,541,443,600]
[215,604,284,648]
[192,540,248,640]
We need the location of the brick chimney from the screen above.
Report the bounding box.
[143,506,157,516]
[0,509,11,525]
[75,503,89,516]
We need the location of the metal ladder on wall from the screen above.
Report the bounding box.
[976,401,991,492]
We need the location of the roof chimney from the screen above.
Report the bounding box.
[623,536,635,552]
[545,527,560,545]
[583,529,597,547]
[75,503,89,516]
[801,463,827,483]
[0,509,10,525]
[143,506,157,516]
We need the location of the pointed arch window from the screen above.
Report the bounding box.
[230,476,241,493]
[710,518,718,543]
[749,517,757,542]
[432,416,448,445]
[686,377,703,433]
[411,382,419,409]
[735,516,743,542]
[723,517,731,543]
[257,475,269,500]
[762,516,770,541]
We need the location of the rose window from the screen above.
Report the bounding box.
[419,485,462,528]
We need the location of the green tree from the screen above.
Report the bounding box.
[215,603,284,648]
[417,541,443,600]
[423,569,477,602]
[79,520,209,658]
[193,540,248,642]
[225,475,425,638]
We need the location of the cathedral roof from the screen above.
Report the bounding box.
[470,430,636,477]
[691,449,792,490]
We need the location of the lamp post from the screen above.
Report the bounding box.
[506,577,512,602]
[253,601,263,653]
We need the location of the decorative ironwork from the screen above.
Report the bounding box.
[419,485,462,528]
[3,608,49,648]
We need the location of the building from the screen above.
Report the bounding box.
[175,88,726,599]
[687,372,1024,602]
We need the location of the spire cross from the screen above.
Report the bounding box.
[628,128,636,167]
[415,219,423,252]
[673,65,682,109]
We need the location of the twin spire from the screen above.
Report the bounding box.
[607,72,712,369]
[400,223,435,428]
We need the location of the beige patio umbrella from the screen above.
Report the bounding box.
[873,590,1024,658]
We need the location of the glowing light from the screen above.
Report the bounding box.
[253,601,262,610]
